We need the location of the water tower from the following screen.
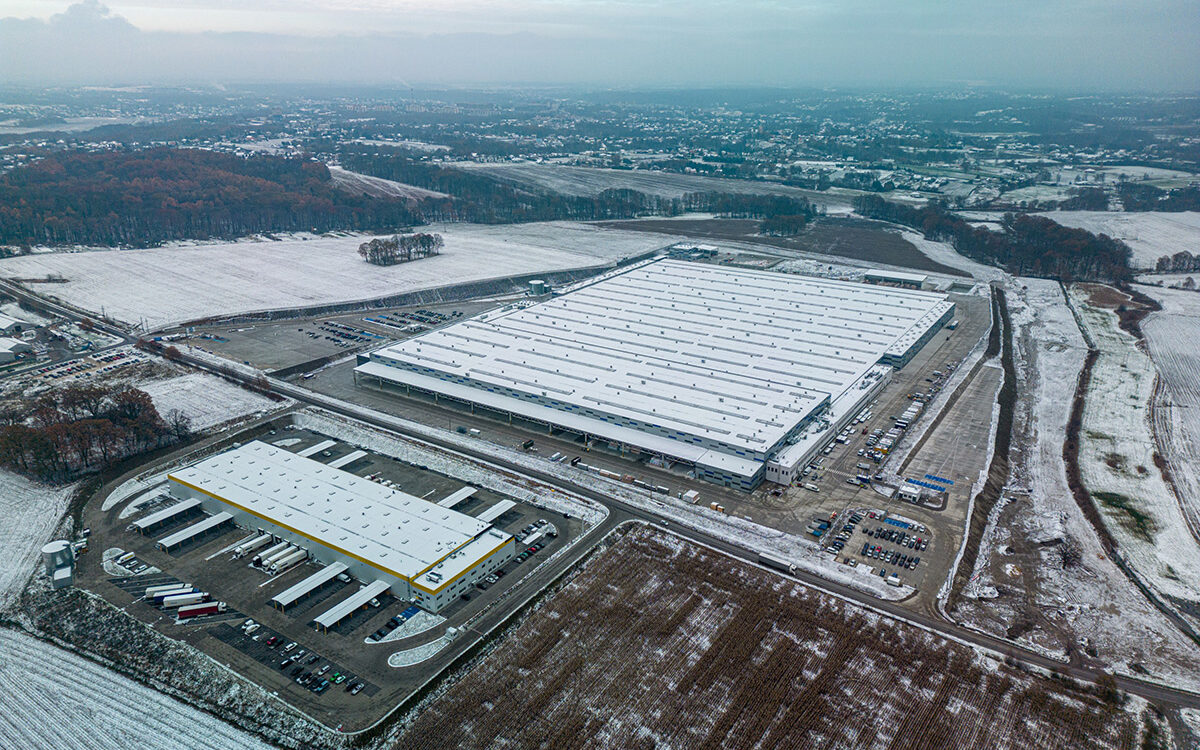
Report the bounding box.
[41,540,75,589]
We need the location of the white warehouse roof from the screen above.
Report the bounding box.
[168,441,495,582]
[362,259,951,465]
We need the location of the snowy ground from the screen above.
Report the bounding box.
[0,221,681,329]
[1038,211,1200,269]
[949,280,1200,690]
[1141,285,1200,543]
[139,372,282,431]
[370,610,445,644]
[0,471,75,613]
[387,634,454,668]
[1070,286,1200,608]
[0,630,273,750]
[453,161,859,209]
[327,165,448,201]
[895,229,1006,281]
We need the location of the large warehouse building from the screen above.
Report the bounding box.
[355,258,954,489]
[167,441,515,612]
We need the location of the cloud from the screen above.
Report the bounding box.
[0,0,1197,90]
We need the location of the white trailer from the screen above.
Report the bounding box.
[270,549,307,573]
[234,533,273,558]
[144,582,191,600]
[260,544,296,568]
[162,592,208,609]
[253,541,290,566]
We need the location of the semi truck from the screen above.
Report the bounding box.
[177,601,227,619]
[150,586,197,605]
[256,540,294,564]
[144,583,191,600]
[270,549,307,573]
[253,541,290,566]
[162,592,209,609]
[758,553,797,576]
[235,533,273,558]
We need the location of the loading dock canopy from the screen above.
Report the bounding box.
[131,498,201,532]
[156,512,233,550]
[313,580,390,630]
[476,499,516,523]
[296,439,336,458]
[438,486,477,508]
[327,450,366,469]
[271,562,349,610]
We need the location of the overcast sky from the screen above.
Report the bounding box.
[2,0,1198,90]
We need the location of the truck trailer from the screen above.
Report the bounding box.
[270,549,307,573]
[261,545,297,569]
[144,583,191,600]
[758,553,797,575]
[162,592,208,609]
[150,587,197,605]
[235,533,273,558]
[177,601,227,619]
[253,541,290,566]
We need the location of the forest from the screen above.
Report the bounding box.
[853,195,1132,282]
[338,149,815,226]
[0,384,184,482]
[0,148,420,247]
[1118,183,1200,212]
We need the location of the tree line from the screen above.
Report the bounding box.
[1119,183,1200,212]
[358,232,444,265]
[0,148,420,248]
[0,384,187,482]
[1155,251,1200,273]
[853,195,1132,283]
[338,149,815,227]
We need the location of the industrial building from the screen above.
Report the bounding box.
[166,441,516,613]
[355,258,954,489]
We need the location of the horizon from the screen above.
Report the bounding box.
[2,0,1198,91]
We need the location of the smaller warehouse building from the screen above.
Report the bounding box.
[0,337,32,364]
[167,441,516,613]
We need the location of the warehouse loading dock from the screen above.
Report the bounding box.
[356,258,954,490]
[327,449,367,469]
[297,439,336,458]
[271,562,350,611]
[156,512,234,551]
[166,441,517,613]
[314,580,391,632]
[437,486,477,508]
[130,498,201,533]
[476,499,516,524]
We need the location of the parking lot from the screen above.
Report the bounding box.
[808,507,935,588]
[174,299,500,374]
[81,421,583,727]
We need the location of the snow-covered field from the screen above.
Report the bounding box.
[0,471,75,613]
[0,630,272,750]
[895,229,1005,281]
[1071,287,1200,607]
[454,161,859,209]
[1038,211,1200,269]
[950,280,1200,690]
[327,165,448,201]
[139,372,281,431]
[1141,285,1200,542]
[0,221,679,328]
